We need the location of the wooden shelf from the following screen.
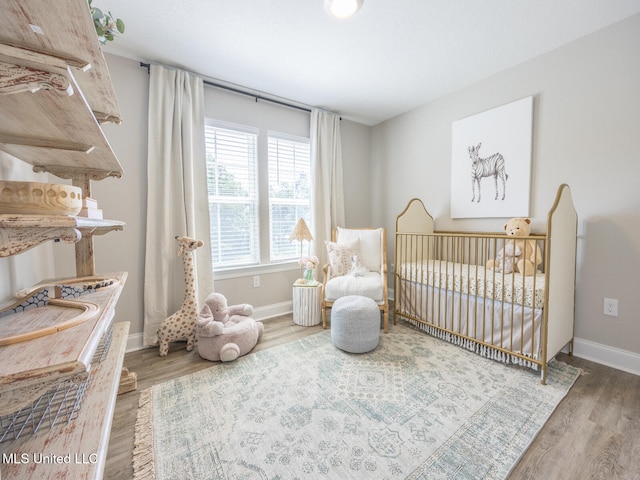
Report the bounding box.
[0,0,123,179]
[0,215,125,258]
[0,272,127,417]
[0,0,121,123]
[0,321,130,480]
[0,69,123,178]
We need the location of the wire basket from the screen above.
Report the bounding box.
[0,324,114,444]
[0,374,90,443]
[93,324,114,364]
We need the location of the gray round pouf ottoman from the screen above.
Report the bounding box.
[331,295,380,353]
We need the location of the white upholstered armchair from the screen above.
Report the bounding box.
[321,227,389,332]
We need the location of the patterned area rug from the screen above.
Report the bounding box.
[133,328,580,479]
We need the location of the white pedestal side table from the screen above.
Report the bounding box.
[293,283,323,326]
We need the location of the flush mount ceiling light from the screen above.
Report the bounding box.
[325,0,364,19]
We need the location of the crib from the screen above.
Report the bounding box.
[394,184,577,383]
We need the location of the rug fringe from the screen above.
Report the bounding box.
[133,387,156,480]
[408,319,540,371]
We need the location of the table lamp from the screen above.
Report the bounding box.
[289,218,313,280]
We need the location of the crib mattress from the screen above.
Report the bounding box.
[399,260,545,309]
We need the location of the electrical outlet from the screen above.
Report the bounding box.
[253,275,260,288]
[603,298,618,317]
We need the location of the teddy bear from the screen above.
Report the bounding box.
[195,292,264,362]
[486,217,542,276]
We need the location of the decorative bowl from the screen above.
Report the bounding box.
[0,181,82,216]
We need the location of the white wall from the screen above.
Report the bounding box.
[372,15,640,361]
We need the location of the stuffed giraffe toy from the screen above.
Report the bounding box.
[155,235,204,356]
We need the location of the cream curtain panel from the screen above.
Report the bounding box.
[311,109,345,268]
[143,64,214,346]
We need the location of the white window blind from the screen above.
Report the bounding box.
[205,121,259,268]
[268,133,311,262]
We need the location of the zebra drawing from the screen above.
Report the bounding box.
[468,143,508,202]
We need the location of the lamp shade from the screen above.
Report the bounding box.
[289,218,313,242]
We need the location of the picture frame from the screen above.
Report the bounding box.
[451,96,533,218]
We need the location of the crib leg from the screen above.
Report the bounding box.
[540,364,547,385]
[568,339,575,357]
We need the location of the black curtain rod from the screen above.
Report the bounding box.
[140,62,312,114]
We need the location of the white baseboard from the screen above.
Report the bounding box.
[124,301,293,353]
[126,331,145,352]
[572,337,640,376]
[253,300,293,321]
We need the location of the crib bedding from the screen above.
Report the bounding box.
[399,260,545,309]
[398,279,543,360]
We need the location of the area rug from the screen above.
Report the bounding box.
[133,328,580,480]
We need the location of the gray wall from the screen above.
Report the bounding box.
[49,54,149,342]
[372,14,640,359]
[2,15,637,368]
[0,157,55,301]
[47,54,372,342]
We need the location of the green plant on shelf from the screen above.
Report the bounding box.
[89,0,125,45]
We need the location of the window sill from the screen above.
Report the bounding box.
[214,262,299,281]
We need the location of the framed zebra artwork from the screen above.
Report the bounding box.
[450,96,533,218]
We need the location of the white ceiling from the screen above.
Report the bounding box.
[98,0,640,125]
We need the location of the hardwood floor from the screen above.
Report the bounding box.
[104,314,640,480]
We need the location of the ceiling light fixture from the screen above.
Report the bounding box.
[325,0,364,19]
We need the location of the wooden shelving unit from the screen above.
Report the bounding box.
[0,1,132,478]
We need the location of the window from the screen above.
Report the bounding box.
[205,121,259,268]
[205,122,311,270]
[268,133,311,262]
